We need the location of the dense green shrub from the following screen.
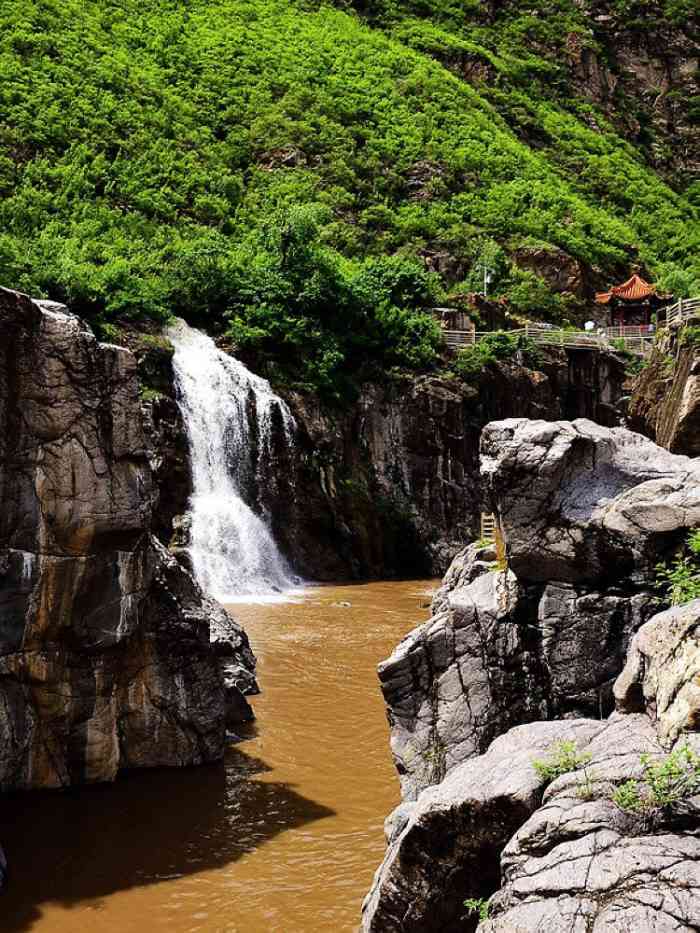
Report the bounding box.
[453,332,541,381]
[656,530,700,606]
[464,897,491,922]
[612,746,700,815]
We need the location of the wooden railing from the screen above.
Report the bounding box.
[439,297,699,355]
[442,329,475,349]
[665,298,700,328]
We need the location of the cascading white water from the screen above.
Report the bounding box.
[167,319,300,602]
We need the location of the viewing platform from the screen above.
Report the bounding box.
[438,298,699,357]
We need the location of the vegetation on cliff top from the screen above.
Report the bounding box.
[0,0,698,394]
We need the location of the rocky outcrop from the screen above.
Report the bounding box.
[365,415,700,932]
[628,326,700,457]
[378,419,697,799]
[615,598,700,744]
[481,418,700,585]
[362,718,606,933]
[566,1,699,187]
[364,600,700,932]
[0,288,256,791]
[481,715,700,931]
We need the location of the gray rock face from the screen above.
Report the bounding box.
[481,418,700,585]
[615,598,700,745]
[274,351,625,581]
[364,706,700,933]
[379,568,548,799]
[366,419,700,933]
[481,714,700,932]
[361,719,606,933]
[0,288,256,790]
[380,420,698,800]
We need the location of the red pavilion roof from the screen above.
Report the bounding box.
[595,275,660,305]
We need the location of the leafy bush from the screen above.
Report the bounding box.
[679,325,700,349]
[532,740,592,782]
[612,746,700,814]
[453,332,541,381]
[223,205,443,397]
[0,0,697,399]
[610,339,647,376]
[656,530,700,606]
[464,897,490,922]
[576,768,598,801]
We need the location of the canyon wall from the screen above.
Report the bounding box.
[0,288,256,792]
[276,349,625,580]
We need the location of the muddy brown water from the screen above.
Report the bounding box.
[0,580,434,932]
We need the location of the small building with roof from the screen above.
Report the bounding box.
[595,274,669,327]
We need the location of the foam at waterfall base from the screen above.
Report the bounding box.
[168,318,303,601]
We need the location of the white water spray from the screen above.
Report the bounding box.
[167,319,300,602]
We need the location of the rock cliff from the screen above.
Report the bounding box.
[271,350,625,580]
[364,420,700,932]
[0,288,256,791]
[378,419,697,800]
[628,325,700,457]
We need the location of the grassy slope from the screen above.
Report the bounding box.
[0,0,698,389]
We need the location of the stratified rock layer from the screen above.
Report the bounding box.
[0,288,256,790]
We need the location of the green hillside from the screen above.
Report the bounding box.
[0,0,698,394]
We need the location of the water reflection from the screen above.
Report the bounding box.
[0,581,432,933]
[0,749,333,932]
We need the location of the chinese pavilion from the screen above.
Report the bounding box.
[595,275,669,327]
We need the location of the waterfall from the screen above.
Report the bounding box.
[167,319,300,602]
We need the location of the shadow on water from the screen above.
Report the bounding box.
[0,746,335,932]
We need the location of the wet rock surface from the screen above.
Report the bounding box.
[0,288,257,791]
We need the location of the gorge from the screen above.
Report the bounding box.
[1,0,700,926]
[1,280,699,932]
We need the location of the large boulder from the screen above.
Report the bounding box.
[361,719,605,933]
[364,703,700,933]
[378,568,548,800]
[615,598,700,745]
[481,418,700,585]
[0,288,256,790]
